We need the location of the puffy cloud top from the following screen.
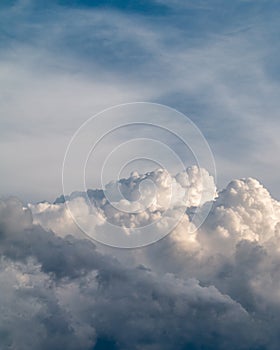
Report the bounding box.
[198,177,280,255]
[30,166,216,239]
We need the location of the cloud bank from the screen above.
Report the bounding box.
[1,168,280,349]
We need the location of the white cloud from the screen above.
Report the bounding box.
[198,177,280,255]
[30,166,216,245]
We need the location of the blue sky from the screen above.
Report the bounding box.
[1,0,280,201]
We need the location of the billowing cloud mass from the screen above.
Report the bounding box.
[30,166,216,241]
[1,167,280,349]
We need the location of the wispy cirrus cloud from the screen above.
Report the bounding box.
[1,0,280,201]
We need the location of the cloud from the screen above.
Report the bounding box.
[1,169,280,348]
[198,177,280,253]
[0,258,96,350]
[30,166,216,246]
[0,197,255,350]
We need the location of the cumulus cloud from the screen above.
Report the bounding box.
[30,166,216,239]
[1,168,280,349]
[197,177,280,255]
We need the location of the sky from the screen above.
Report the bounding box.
[1,1,280,350]
[1,0,280,202]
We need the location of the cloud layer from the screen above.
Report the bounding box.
[1,168,280,349]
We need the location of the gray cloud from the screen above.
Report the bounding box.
[1,169,280,349]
